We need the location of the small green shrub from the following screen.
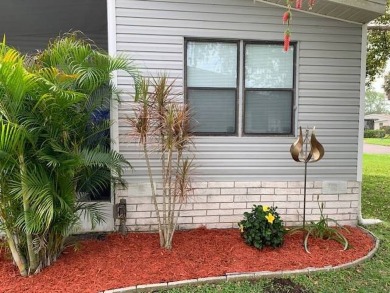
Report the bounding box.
[364,129,385,138]
[381,126,390,135]
[238,205,285,249]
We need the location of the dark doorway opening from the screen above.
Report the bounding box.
[1,0,107,53]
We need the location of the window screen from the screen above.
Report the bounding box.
[245,91,292,134]
[188,89,236,133]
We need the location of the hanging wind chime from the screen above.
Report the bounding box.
[290,126,325,231]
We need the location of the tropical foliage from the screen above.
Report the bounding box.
[128,75,194,249]
[0,33,137,276]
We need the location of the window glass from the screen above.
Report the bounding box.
[245,44,294,88]
[244,91,292,134]
[187,42,237,88]
[188,89,236,134]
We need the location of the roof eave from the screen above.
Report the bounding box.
[254,0,387,24]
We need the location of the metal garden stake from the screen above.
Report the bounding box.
[290,127,324,230]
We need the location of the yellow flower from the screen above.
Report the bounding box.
[265,213,275,224]
[239,224,244,233]
[262,205,270,212]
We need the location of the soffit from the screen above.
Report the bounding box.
[255,0,387,24]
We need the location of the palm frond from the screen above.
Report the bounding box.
[0,49,37,121]
[21,166,54,232]
[0,120,27,153]
[84,86,112,113]
[75,202,107,230]
[78,147,131,172]
[76,167,111,199]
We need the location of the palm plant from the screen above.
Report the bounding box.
[0,42,41,275]
[0,33,138,275]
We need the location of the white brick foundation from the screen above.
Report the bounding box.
[116,180,360,231]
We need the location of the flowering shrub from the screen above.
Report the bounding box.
[238,205,285,249]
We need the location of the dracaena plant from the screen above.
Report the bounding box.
[128,74,194,249]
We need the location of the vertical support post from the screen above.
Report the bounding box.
[302,128,309,230]
[303,160,307,230]
[290,126,324,251]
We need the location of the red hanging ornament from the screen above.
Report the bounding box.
[284,32,291,52]
[282,1,316,51]
[283,11,291,24]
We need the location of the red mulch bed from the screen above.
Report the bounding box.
[0,227,375,293]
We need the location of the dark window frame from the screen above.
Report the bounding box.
[184,39,296,137]
[184,39,240,136]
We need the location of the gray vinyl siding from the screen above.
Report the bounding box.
[115,0,362,182]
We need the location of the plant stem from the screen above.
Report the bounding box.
[19,154,39,274]
[143,142,164,246]
[303,160,307,231]
[4,228,28,276]
[166,147,174,248]
[170,151,182,241]
[159,130,168,246]
[168,202,183,246]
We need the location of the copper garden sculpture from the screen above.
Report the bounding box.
[290,126,324,230]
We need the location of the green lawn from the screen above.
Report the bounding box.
[364,138,390,146]
[165,154,390,293]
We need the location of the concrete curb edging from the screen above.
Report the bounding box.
[102,227,380,293]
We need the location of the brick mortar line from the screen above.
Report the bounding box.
[102,227,379,293]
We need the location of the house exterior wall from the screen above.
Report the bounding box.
[364,114,390,130]
[117,180,360,230]
[375,120,390,130]
[112,0,363,230]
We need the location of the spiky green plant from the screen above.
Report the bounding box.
[302,202,349,253]
[0,33,138,275]
[289,201,349,253]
